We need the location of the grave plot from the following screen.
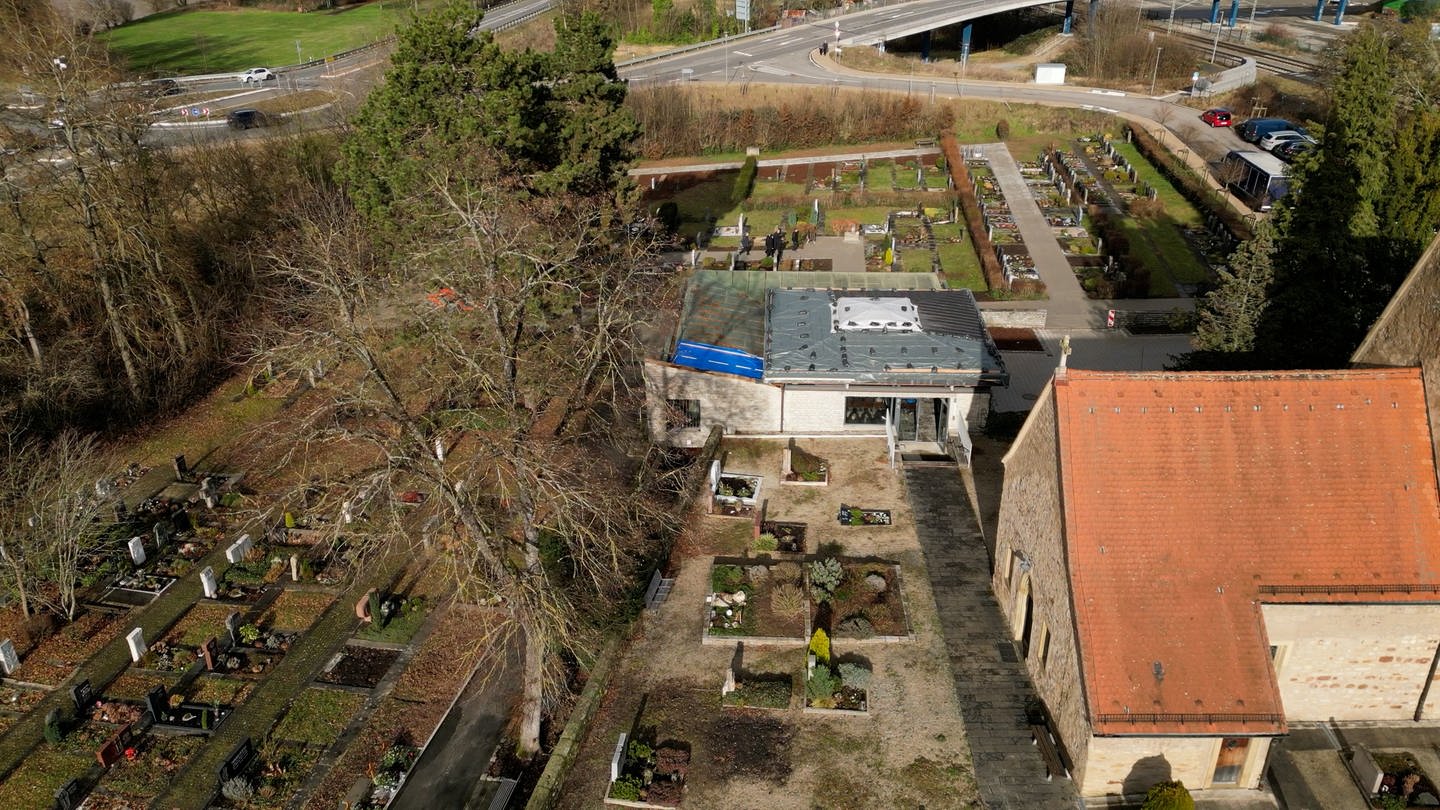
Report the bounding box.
[0,747,95,810]
[89,733,205,807]
[211,539,282,602]
[17,611,130,687]
[210,740,324,809]
[705,562,808,642]
[803,630,870,714]
[806,558,909,640]
[606,734,691,807]
[0,683,48,713]
[755,521,806,555]
[317,645,401,689]
[103,670,181,704]
[720,664,794,711]
[709,469,761,520]
[145,682,233,734]
[835,504,892,526]
[781,442,828,487]
[161,602,233,649]
[354,593,430,645]
[258,589,336,634]
[272,687,367,748]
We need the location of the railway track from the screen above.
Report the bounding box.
[1163,26,1323,80]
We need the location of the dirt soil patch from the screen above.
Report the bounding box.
[317,645,399,689]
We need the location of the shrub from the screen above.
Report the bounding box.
[772,561,801,584]
[838,614,875,638]
[771,583,805,615]
[806,667,838,703]
[745,564,770,583]
[809,558,843,602]
[711,564,744,593]
[238,623,261,645]
[996,119,1011,140]
[808,628,831,664]
[627,739,655,765]
[754,532,778,552]
[734,156,758,202]
[221,777,254,803]
[609,775,643,800]
[837,662,872,690]
[42,710,62,745]
[656,200,681,233]
[1141,780,1194,810]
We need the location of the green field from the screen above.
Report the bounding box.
[100,3,413,75]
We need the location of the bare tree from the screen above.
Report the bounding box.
[258,164,678,756]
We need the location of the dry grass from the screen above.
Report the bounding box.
[557,438,978,809]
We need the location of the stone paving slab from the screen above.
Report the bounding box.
[904,466,1080,810]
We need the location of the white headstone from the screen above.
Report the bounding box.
[610,732,628,783]
[289,555,299,582]
[722,665,736,695]
[200,566,217,599]
[128,537,146,566]
[125,628,145,663]
[708,460,721,493]
[434,438,445,461]
[341,501,354,524]
[0,639,17,675]
[237,533,252,557]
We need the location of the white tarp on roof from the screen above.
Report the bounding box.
[831,297,924,333]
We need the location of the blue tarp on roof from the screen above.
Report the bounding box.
[672,340,764,379]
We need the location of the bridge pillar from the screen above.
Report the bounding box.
[1209,0,1221,23]
[1062,0,1074,34]
[1312,0,1325,19]
[961,23,973,66]
[1088,0,1098,28]
[1226,0,1239,26]
[922,30,932,62]
[1333,0,1348,23]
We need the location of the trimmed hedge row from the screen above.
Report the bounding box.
[1127,124,1253,241]
[941,133,1005,293]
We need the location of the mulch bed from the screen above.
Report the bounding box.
[811,562,908,639]
[987,327,1045,352]
[317,645,400,689]
[19,611,130,687]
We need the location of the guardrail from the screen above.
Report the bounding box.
[617,25,783,69]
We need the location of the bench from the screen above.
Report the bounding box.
[1031,723,1072,781]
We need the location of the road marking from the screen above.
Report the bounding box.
[1090,89,1126,96]
[753,64,790,76]
[734,50,753,57]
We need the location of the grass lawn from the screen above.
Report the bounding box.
[272,688,366,746]
[0,749,93,810]
[100,2,409,76]
[933,223,985,291]
[1112,142,1204,227]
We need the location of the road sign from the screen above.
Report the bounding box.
[1107,309,1117,328]
[180,108,190,117]
[189,107,200,117]
[1191,70,1200,83]
[201,107,211,116]
[735,0,750,22]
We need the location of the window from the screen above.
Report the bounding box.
[666,399,701,429]
[845,397,888,425]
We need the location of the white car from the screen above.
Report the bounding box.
[238,67,276,84]
[1258,130,1314,152]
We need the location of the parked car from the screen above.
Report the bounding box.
[1201,108,1233,127]
[237,67,275,84]
[226,108,272,130]
[1274,140,1315,162]
[1235,117,1292,143]
[1258,129,1314,152]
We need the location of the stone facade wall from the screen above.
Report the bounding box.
[993,382,1093,784]
[1263,603,1440,721]
[642,360,782,447]
[1082,735,1270,797]
[779,388,888,435]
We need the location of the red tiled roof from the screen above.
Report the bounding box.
[1053,368,1440,736]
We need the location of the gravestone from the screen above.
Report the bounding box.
[70,679,94,714]
[0,638,17,675]
[153,521,171,548]
[201,637,220,671]
[113,500,127,523]
[172,455,187,480]
[95,477,115,498]
[225,612,242,648]
[145,685,168,721]
[218,737,256,784]
[125,627,145,663]
[225,538,245,564]
[95,723,133,768]
[290,555,298,582]
[610,732,628,782]
[127,537,145,566]
[54,778,84,810]
[200,566,217,599]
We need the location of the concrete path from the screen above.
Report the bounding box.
[975,142,1093,329]
[390,637,521,810]
[903,466,1081,810]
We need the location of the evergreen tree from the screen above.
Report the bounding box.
[1254,24,1398,368]
[540,13,639,198]
[1192,222,1276,356]
[1380,109,1440,269]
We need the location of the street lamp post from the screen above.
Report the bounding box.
[1210,20,1222,63]
[1168,0,1177,32]
[1150,46,1163,95]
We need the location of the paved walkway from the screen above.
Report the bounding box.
[904,466,1080,810]
[976,142,1093,330]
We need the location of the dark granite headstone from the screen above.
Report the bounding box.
[218,737,255,783]
[113,500,127,523]
[70,680,94,714]
[94,723,133,768]
[172,455,187,480]
[144,685,167,722]
[153,521,171,548]
[54,778,84,810]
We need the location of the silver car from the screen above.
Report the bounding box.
[1258,130,1314,152]
[238,67,275,84]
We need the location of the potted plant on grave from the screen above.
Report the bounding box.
[804,629,870,712]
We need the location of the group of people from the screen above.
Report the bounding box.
[740,226,804,263]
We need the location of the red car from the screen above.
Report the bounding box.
[1201,108,1233,127]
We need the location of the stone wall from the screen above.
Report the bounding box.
[1082,735,1270,797]
[992,381,1092,784]
[1263,603,1440,721]
[643,360,783,447]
